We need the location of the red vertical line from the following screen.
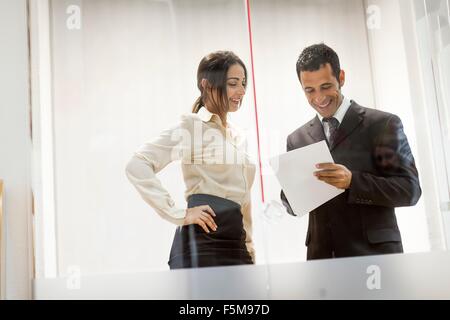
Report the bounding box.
[245,0,265,203]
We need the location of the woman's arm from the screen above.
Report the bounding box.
[125,115,192,225]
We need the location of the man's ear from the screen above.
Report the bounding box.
[339,70,345,88]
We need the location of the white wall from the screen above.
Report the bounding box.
[0,0,33,299]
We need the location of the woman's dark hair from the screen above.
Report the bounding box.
[296,43,341,83]
[192,51,247,120]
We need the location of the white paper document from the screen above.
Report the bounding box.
[269,140,344,217]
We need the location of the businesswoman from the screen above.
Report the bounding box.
[126,51,255,269]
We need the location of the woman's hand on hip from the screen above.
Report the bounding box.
[183,205,217,233]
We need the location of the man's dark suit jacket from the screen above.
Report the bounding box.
[281,101,421,260]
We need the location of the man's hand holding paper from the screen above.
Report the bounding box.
[269,140,345,217]
[313,162,352,190]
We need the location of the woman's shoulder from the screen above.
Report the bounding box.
[179,112,203,124]
[173,113,201,130]
[154,113,199,136]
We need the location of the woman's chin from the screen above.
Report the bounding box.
[228,103,240,112]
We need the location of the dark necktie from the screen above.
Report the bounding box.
[323,117,340,147]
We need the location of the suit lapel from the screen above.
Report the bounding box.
[331,102,365,151]
[307,116,327,143]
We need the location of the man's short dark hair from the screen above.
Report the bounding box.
[296,43,341,82]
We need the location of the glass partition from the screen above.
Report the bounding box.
[30,0,450,299]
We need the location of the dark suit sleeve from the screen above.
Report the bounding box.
[280,136,297,216]
[348,115,421,208]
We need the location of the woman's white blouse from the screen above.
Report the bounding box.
[126,107,256,258]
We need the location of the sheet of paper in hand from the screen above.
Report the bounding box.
[269,140,344,217]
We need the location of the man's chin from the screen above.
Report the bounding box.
[317,110,332,118]
[315,106,337,118]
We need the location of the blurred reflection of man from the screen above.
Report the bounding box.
[281,43,421,260]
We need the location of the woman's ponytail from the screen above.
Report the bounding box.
[192,96,203,113]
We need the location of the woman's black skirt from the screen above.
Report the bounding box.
[168,194,253,269]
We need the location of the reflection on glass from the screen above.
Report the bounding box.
[33,0,450,286]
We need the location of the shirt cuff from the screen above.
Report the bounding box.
[164,205,186,226]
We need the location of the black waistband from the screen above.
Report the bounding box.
[187,193,241,212]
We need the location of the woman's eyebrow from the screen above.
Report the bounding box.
[227,77,245,81]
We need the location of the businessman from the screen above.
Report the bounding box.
[281,43,421,260]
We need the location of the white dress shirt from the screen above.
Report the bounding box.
[126,107,256,258]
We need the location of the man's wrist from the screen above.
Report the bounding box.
[345,171,353,189]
